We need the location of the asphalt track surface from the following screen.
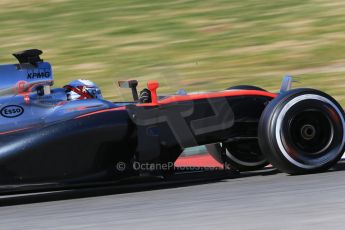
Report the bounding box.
[2,163,345,230]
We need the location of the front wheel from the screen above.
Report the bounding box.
[258,88,345,174]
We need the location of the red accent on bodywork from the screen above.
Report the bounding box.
[138,90,276,106]
[15,80,28,94]
[75,107,126,119]
[24,95,30,104]
[158,90,277,105]
[57,101,68,106]
[147,80,159,105]
[175,154,223,168]
[0,127,34,135]
[75,90,277,119]
[1,90,275,133]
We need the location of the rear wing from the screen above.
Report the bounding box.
[0,49,53,96]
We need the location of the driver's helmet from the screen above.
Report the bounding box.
[64,79,103,100]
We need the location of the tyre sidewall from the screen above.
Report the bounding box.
[259,88,345,174]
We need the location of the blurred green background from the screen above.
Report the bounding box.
[0,0,345,103]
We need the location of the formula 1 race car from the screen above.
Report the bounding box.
[0,49,344,191]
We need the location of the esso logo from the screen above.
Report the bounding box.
[0,105,24,118]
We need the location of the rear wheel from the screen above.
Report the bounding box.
[259,88,345,174]
[207,140,268,171]
[206,85,268,171]
[227,85,266,91]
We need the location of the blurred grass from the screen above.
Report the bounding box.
[0,0,345,103]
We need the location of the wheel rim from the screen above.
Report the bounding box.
[288,110,334,155]
[275,94,345,169]
[224,142,266,167]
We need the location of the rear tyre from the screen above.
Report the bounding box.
[227,85,266,91]
[207,140,268,171]
[206,85,269,171]
[258,88,345,174]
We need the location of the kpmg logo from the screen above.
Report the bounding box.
[27,68,51,80]
[0,105,24,118]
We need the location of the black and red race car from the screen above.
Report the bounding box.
[0,49,344,191]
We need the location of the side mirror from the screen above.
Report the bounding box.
[118,80,139,101]
[118,80,138,89]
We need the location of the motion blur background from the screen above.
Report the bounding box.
[0,0,344,103]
